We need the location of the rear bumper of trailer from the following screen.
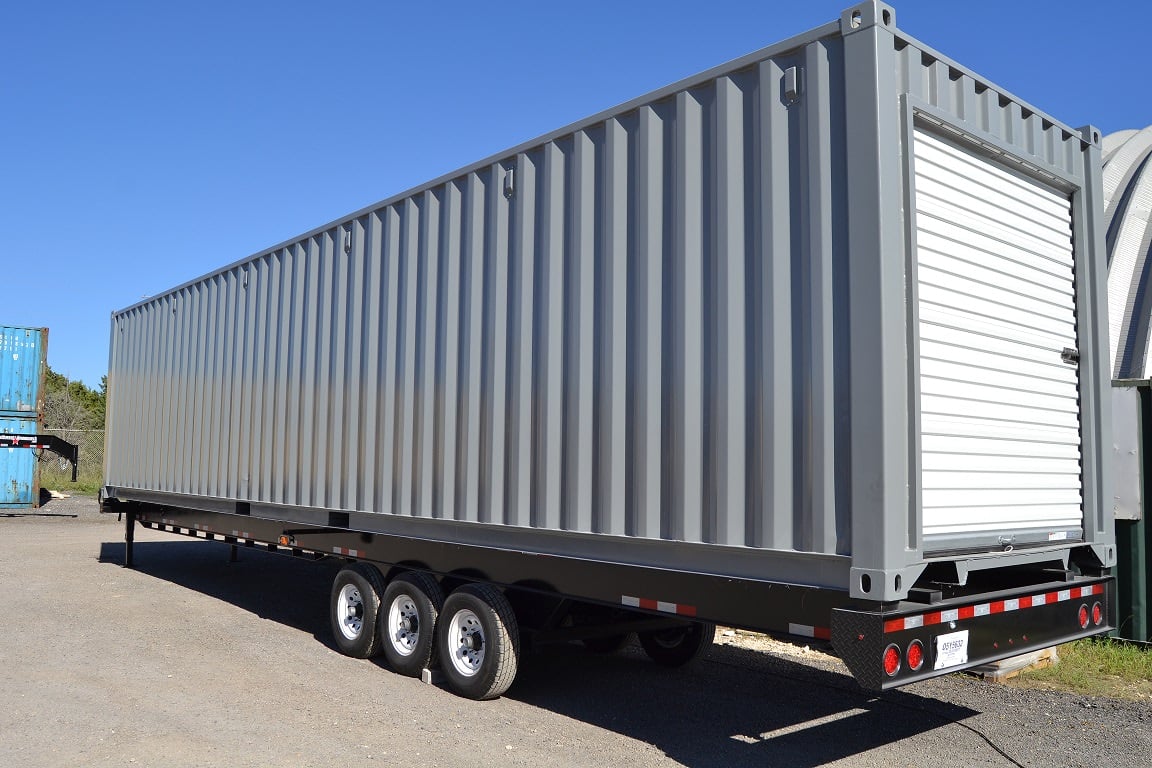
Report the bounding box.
[832,576,1114,690]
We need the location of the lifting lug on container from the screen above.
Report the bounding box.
[0,433,80,482]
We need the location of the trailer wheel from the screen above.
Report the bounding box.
[638,621,715,667]
[380,572,444,677]
[438,584,520,700]
[330,563,386,658]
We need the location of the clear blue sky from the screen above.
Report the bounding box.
[2,0,1147,390]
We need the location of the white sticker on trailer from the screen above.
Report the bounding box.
[934,630,970,671]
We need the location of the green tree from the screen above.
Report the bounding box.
[42,366,106,430]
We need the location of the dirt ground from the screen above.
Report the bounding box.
[1,496,1149,768]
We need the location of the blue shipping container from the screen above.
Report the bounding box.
[0,326,47,418]
[0,416,38,507]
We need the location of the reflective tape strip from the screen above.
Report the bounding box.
[332,547,359,557]
[788,623,832,641]
[621,595,697,617]
[885,583,1106,633]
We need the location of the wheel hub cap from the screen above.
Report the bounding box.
[338,585,364,640]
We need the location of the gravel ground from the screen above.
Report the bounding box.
[1,496,1149,767]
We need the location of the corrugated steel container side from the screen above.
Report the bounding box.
[104,2,1114,602]
[0,417,39,508]
[0,325,46,509]
[0,326,47,417]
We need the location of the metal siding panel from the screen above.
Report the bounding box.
[0,326,45,417]
[629,105,664,540]
[395,200,419,517]
[437,185,463,520]
[259,256,280,502]
[281,248,303,504]
[912,127,1084,546]
[488,164,511,526]
[567,130,595,534]
[346,227,365,509]
[175,294,195,492]
[241,262,261,502]
[144,303,162,490]
[298,247,319,506]
[166,292,185,495]
[224,270,244,499]
[360,217,383,511]
[599,118,628,536]
[321,238,338,506]
[0,416,38,507]
[506,155,535,529]
[712,75,746,546]
[125,306,144,488]
[428,197,449,520]
[672,88,704,544]
[118,311,135,487]
[327,233,348,509]
[165,294,183,493]
[459,174,484,524]
[753,56,796,551]
[379,207,401,515]
[416,191,440,519]
[802,40,838,555]
[1112,386,1142,521]
[537,144,564,532]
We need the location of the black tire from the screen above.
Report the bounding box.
[637,621,715,667]
[330,563,386,658]
[582,633,632,654]
[437,584,521,700]
[380,571,444,677]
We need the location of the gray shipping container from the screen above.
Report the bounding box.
[105,0,1114,609]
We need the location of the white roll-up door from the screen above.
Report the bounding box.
[912,128,1083,550]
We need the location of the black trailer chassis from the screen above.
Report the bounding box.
[106,500,1114,694]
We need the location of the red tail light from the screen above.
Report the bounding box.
[1078,604,1089,629]
[906,639,925,671]
[1092,602,1103,626]
[883,644,901,677]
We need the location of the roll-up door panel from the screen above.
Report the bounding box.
[912,128,1083,549]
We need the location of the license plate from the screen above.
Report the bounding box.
[934,630,969,671]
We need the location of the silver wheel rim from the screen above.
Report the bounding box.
[447,608,484,678]
[337,583,365,641]
[387,593,420,657]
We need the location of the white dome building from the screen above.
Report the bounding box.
[1104,126,1152,377]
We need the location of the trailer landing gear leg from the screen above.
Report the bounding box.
[123,509,136,569]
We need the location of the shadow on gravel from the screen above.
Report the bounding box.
[510,642,980,767]
[98,538,979,768]
[98,539,340,636]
